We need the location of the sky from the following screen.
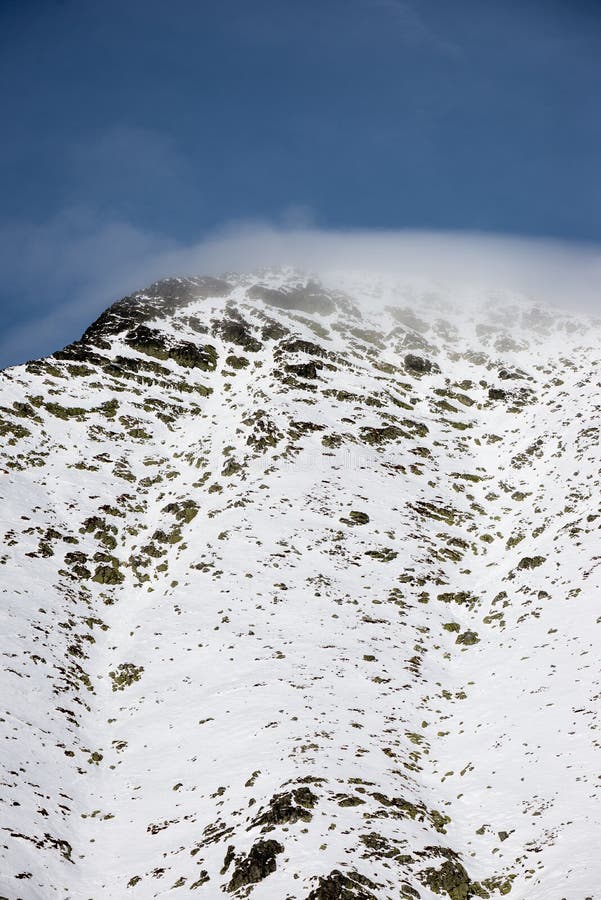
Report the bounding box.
[1,0,601,366]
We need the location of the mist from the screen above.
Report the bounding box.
[2,222,601,369]
[179,225,601,308]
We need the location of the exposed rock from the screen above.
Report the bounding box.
[251,786,318,830]
[305,868,379,899]
[247,281,337,315]
[517,555,546,570]
[285,361,323,379]
[456,630,479,646]
[80,276,232,346]
[404,353,433,375]
[214,317,262,352]
[226,839,284,892]
[418,859,472,900]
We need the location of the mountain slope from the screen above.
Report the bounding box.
[1,270,600,899]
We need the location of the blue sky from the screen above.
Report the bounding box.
[1,0,600,366]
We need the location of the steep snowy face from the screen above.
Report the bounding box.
[1,271,600,900]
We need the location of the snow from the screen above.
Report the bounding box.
[0,270,600,898]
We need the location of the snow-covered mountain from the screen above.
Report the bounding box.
[1,270,600,900]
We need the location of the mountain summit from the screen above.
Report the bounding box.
[1,271,600,899]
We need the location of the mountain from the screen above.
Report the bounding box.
[0,270,600,900]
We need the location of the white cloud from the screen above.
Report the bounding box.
[1,216,601,368]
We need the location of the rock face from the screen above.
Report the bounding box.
[0,269,600,898]
[225,839,284,892]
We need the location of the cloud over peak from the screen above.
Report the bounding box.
[1,219,600,368]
